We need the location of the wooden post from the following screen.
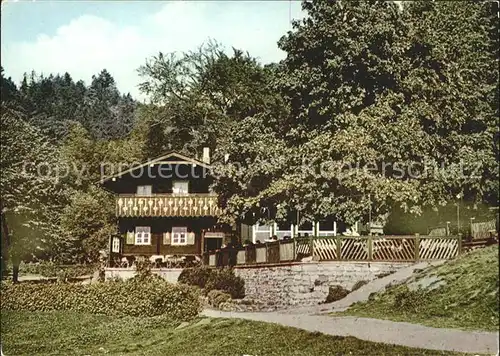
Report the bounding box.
[414,233,420,261]
[457,233,462,255]
[309,235,314,258]
[336,235,342,260]
[108,235,113,267]
[367,235,373,261]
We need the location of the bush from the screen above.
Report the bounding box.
[207,290,232,308]
[0,278,201,321]
[178,266,245,299]
[20,262,96,279]
[178,265,213,288]
[351,280,369,292]
[325,285,350,303]
[393,286,427,313]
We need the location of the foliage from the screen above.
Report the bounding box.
[138,40,282,155]
[0,110,68,275]
[19,262,96,279]
[342,246,499,331]
[212,1,499,227]
[207,289,232,308]
[393,286,427,313]
[1,312,460,356]
[178,265,213,288]
[325,285,350,304]
[178,266,245,299]
[204,268,245,299]
[1,278,201,320]
[59,186,116,263]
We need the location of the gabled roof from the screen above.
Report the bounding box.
[98,151,211,184]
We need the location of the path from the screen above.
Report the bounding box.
[202,261,499,354]
[285,260,446,315]
[202,309,499,354]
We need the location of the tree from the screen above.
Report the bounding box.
[1,66,20,105]
[0,110,67,281]
[59,186,116,263]
[138,40,281,155]
[213,0,499,227]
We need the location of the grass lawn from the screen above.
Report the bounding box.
[1,311,465,356]
[337,246,499,331]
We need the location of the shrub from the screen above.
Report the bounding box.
[0,278,201,321]
[205,268,245,299]
[351,280,369,292]
[207,290,232,308]
[178,266,245,299]
[132,260,164,283]
[393,286,427,313]
[178,265,213,288]
[325,285,350,303]
[20,262,96,279]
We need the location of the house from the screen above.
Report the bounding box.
[100,148,228,265]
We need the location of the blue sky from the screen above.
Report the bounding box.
[1,0,304,100]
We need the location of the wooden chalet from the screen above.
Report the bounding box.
[100,148,228,264]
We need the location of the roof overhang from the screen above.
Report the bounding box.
[98,151,211,185]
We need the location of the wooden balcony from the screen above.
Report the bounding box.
[116,194,220,217]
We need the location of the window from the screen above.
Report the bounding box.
[112,237,120,253]
[172,227,188,245]
[136,185,152,196]
[172,181,189,195]
[135,226,151,245]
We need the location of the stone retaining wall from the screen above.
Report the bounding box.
[233,261,412,309]
[104,268,182,283]
[105,262,411,310]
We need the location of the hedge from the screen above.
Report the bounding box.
[1,277,201,321]
[178,266,245,299]
[19,262,97,279]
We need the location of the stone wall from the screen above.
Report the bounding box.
[104,268,182,283]
[233,261,412,310]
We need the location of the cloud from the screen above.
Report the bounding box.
[2,2,304,101]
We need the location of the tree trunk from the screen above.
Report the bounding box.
[12,263,19,283]
[1,201,11,279]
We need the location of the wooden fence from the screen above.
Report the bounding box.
[471,220,497,240]
[203,234,462,268]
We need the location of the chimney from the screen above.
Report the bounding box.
[202,147,210,164]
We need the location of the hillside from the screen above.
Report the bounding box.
[341,246,499,331]
[1,311,462,355]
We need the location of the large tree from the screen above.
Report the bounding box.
[0,110,67,281]
[137,40,282,156]
[213,0,499,227]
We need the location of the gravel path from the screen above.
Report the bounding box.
[202,261,499,354]
[202,309,499,354]
[284,261,446,315]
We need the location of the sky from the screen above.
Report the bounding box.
[1,0,305,101]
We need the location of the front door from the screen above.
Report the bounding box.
[205,238,222,252]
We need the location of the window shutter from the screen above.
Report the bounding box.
[126,231,135,245]
[163,232,171,245]
[187,232,195,245]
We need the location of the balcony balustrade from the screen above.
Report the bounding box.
[116,193,220,217]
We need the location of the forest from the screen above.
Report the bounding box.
[1,1,498,275]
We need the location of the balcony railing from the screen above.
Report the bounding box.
[116,193,220,217]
